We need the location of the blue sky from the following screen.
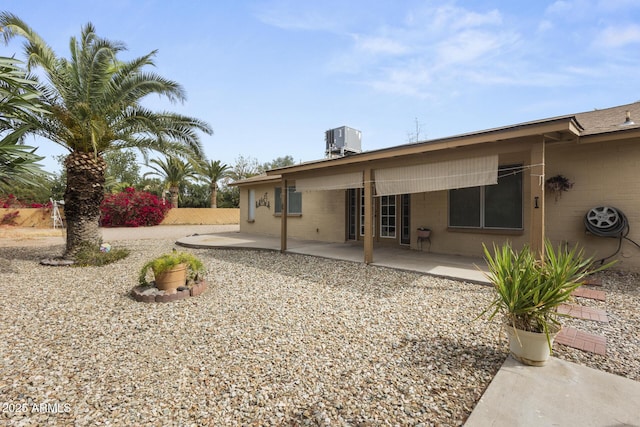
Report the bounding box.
[3,0,640,173]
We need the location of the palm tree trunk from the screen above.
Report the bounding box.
[170,186,179,208]
[63,152,106,259]
[210,183,217,208]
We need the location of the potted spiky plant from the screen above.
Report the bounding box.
[138,250,205,295]
[479,240,610,366]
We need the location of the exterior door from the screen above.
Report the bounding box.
[380,195,396,239]
[360,188,375,238]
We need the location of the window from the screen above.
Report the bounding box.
[275,186,302,215]
[380,195,396,238]
[449,164,523,229]
[248,189,255,221]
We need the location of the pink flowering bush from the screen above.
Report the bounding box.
[1,210,20,225]
[0,194,50,209]
[100,187,170,227]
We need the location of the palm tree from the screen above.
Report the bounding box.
[0,13,212,258]
[144,156,199,208]
[0,56,47,186]
[197,159,230,208]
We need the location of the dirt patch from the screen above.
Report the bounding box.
[0,226,66,247]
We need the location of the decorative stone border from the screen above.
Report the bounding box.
[130,281,207,303]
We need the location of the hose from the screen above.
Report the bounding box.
[584,206,640,264]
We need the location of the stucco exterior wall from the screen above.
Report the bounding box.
[408,149,532,257]
[294,189,346,242]
[235,136,640,271]
[239,185,279,236]
[545,137,640,271]
[239,184,346,242]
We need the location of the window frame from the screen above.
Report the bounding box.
[274,185,302,216]
[448,164,523,230]
[248,189,255,222]
[380,194,396,238]
[359,188,375,237]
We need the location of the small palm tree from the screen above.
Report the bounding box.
[144,156,199,208]
[1,13,212,258]
[197,159,230,208]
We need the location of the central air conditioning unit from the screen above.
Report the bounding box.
[325,126,362,158]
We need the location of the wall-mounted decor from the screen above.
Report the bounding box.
[256,192,270,209]
[545,174,574,201]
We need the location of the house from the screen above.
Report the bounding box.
[231,102,640,271]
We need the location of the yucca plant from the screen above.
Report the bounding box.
[479,239,612,351]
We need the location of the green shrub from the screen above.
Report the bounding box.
[138,251,205,286]
[73,243,130,267]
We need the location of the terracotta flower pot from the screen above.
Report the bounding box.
[154,263,187,294]
[505,325,560,367]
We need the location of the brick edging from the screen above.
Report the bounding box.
[131,281,207,303]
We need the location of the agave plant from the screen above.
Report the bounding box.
[479,239,612,349]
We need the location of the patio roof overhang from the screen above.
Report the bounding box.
[266,116,582,178]
[229,174,281,187]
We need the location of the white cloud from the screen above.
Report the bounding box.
[544,0,596,21]
[596,0,640,12]
[367,65,433,98]
[429,4,502,31]
[334,3,514,85]
[353,35,410,55]
[537,20,553,33]
[435,30,507,67]
[254,1,341,32]
[594,24,640,48]
[545,0,574,14]
[259,1,640,99]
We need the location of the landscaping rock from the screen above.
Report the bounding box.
[1,240,637,425]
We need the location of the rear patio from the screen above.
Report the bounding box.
[176,231,490,284]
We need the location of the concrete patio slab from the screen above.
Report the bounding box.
[176,231,490,284]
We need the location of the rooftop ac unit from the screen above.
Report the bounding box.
[325,126,362,158]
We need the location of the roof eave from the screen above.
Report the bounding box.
[229,174,282,187]
[268,117,580,175]
[578,127,640,144]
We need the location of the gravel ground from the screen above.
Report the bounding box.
[0,237,638,426]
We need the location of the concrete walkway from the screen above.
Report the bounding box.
[176,229,640,427]
[465,356,640,427]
